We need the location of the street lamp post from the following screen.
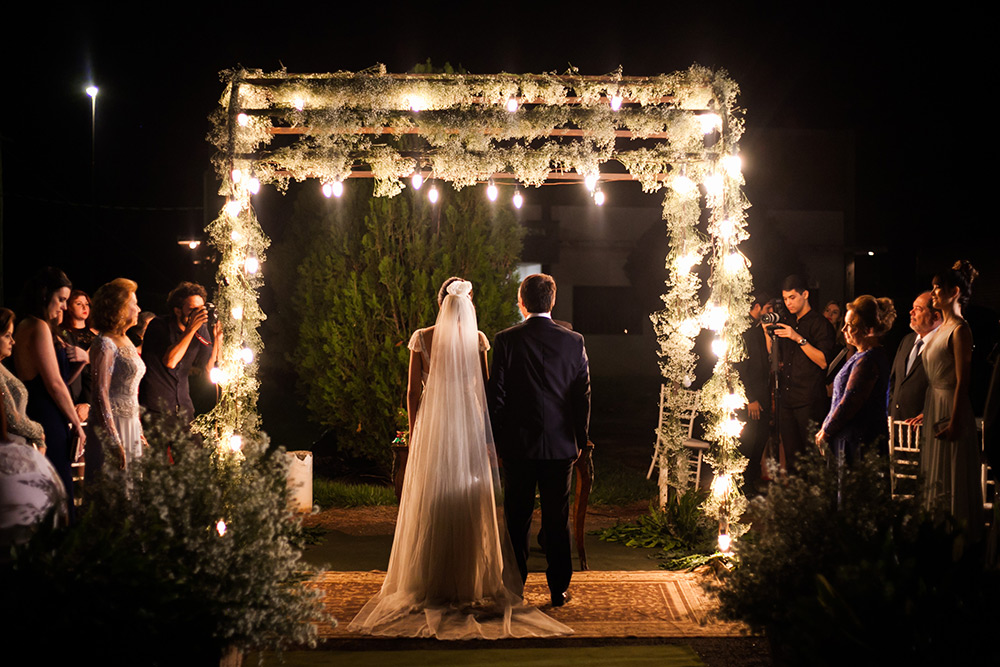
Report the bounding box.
[86,85,98,210]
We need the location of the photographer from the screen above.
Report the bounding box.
[770,276,836,472]
[139,282,222,428]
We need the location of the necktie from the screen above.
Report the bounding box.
[906,338,923,375]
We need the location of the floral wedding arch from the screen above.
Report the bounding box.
[206,64,752,543]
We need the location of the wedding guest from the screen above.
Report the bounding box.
[916,260,982,541]
[816,296,895,465]
[62,289,96,428]
[0,308,46,451]
[128,311,156,354]
[737,292,773,488]
[888,292,942,422]
[91,279,146,471]
[139,282,221,429]
[13,268,88,510]
[771,275,837,472]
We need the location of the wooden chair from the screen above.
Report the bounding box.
[888,418,921,499]
[649,386,710,490]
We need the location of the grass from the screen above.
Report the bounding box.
[586,455,658,507]
[313,479,398,508]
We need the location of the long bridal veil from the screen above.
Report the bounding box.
[348,281,571,639]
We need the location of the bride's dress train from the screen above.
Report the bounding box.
[348,282,571,639]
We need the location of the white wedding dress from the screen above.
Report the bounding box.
[349,281,571,639]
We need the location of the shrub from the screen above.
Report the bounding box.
[715,450,1000,665]
[1,417,326,664]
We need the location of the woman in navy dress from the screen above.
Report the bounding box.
[816,295,896,466]
[13,268,88,510]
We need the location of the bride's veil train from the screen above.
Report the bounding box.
[348,281,571,639]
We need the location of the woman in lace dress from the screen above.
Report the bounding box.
[0,308,46,451]
[349,277,570,639]
[90,279,146,470]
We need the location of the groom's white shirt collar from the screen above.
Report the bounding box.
[526,312,552,320]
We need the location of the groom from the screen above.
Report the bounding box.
[488,273,590,607]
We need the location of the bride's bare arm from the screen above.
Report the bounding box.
[407,349,424,434]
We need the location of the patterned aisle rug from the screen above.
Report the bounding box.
[311,570,748,639]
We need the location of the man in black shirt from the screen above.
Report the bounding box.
[771,275,836,471]
[738,292,773,488]
[139,282,221,428]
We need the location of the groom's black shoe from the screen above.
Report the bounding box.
[550,590,570,607]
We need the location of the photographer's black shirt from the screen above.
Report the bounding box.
[139,315,212,424]
[777,309,836,409]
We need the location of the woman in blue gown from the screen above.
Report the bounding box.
[816,295,896,466]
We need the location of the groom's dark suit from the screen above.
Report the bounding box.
[489,315,590,601]
[889,332,930,421]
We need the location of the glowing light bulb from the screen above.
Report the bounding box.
[237,113,249,127]
[408,96,424,112]
[594,188,605,206]
[724,252,745,274]
[712,473,732,498]
[682,376,693,388]
[717,218,735,240]
[247,177,261,195]
[711,337,728,358]
[216,519,227,536]
[188,241,199,250]
[209,367,224,384]
[676,252,701,274]
[512,190,523,209]
[230,229,242,241]
[231,169,242,183]
[699,113,721,134]
[231,305,244,320]
[487,181,498,202]
[241,346,254,364]
[723,393,744,411]
[228,434,243,452]
[411,173,423,190]
[671,174,696,196]
[244,257,260,274]
[428,184,439,204]
[722,418,744,437]
[704,173,724,196]
[704,305,727,331]
[718,533,732,553]
[723,154,742,178]
[331,180,344,198]
[610,94,623,111]
[322,183,333,198]
[505,96,519,112]
[680,318,700,338]
[225,200,242,217]
[86,85,98,99]
[584,172,599,192]
[293,97,304,111]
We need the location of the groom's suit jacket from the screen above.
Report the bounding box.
[888,331,929,421]
[488,316,590,460]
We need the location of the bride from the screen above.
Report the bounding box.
[349,278,571,639]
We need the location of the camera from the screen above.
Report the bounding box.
[205,302,218,328]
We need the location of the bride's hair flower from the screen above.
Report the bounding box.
[447,280,473,298]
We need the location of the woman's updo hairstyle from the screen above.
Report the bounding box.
[847,295,896,339]
[934,260,978,310]
[92,278,138,334]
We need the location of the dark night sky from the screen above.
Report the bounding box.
[1,4,989,306]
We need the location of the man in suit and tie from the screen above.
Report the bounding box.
[889,291,942,421]
[488,273,590,608]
